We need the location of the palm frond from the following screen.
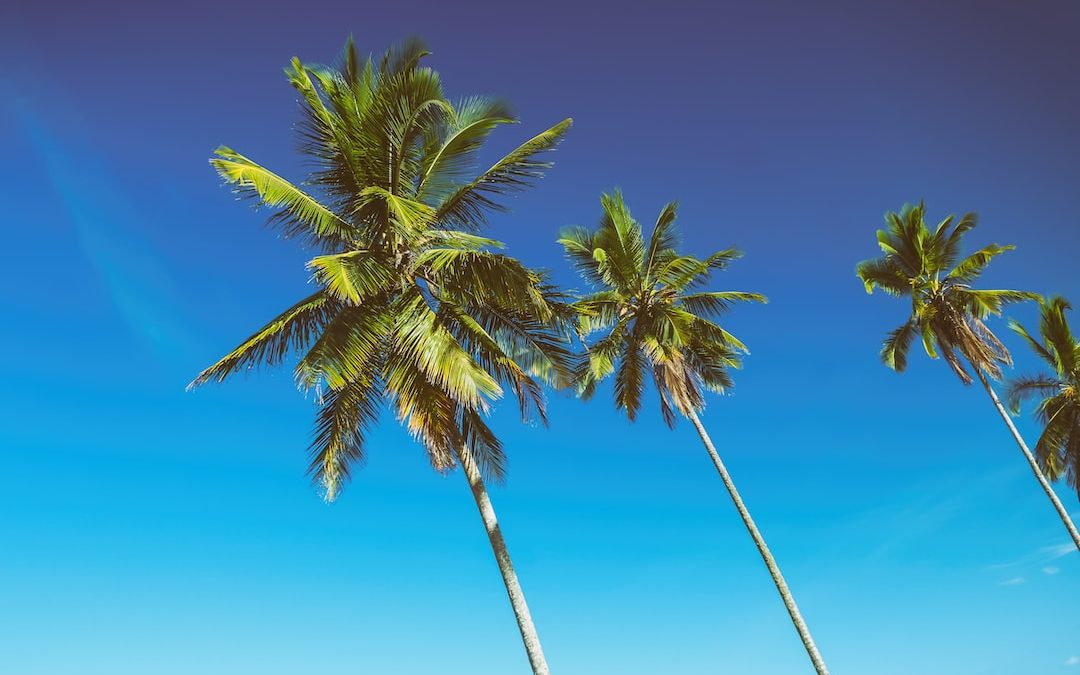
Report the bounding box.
[946,244,1015,284]
[881,319,918,372]
[1009,318,1058,370]
[308,374,381,501]
[614,335,646,421]
[436,118,572,230]
[294,305,390,391]
[211,146,354,246]
[189,292,334,388]
[1004,374,1062,414]
[1039,296,1077,376]
[419,97,516,199]
[681,291,767,319]
[643,201,679,283]
[856,258,909,296]
[307,250,396,304]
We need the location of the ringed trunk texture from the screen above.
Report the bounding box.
[458,443,550,675]
[686,409,830,675]
[975,370,1080,551]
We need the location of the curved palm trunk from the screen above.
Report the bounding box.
[975,370,1080,551]
[457,443,550,675]
[686,409,829,675]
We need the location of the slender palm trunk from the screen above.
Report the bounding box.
[686,409,829,675]
[975,370,1080,551]
[457,443,550,675]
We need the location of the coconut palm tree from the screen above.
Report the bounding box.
[188,38,573,674]
[1007,297,1080,504]
[856,202,1079,550]
[559,191,830,675]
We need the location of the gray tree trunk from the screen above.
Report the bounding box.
[686,409,829,675]
[975,370,1080,551]
[458,443,550,675]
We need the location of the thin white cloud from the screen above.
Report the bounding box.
[1043,566,1060,575]
[1000,576,1027,586]
[989,541,1077,571]
[1042,543,1077,561]
[1066,655,1079,666]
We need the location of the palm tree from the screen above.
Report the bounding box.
[1007,297,1080,508]
[188,38,573,674]
[559,192,831,675]
[856,202,1080,550]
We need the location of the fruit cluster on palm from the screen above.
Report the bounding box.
[857,202,1080,550]
[189,38,572,674]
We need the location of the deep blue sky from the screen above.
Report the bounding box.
[3,1,1079,673]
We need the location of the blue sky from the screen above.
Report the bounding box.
[2,1,1078,672]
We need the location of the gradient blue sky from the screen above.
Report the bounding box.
[2,1,1079,673]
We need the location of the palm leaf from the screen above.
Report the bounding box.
[436,118,572,229]
[211,146,354,246]
[189,292,334,388]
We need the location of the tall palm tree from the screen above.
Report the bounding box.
[856,202,1080,550]
[188,38,573,674]
[559,192,831,675]
[1007,297,1080,506]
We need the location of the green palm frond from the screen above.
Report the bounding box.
[557,226,606,287]
[1040,296,1077,375]
[681,291,768,319]
[419,97,516,199]
[211,147,355,246]
[307,250,396,304]
[1004,374,1061,413]
[418,248,543,311]
[309,375,381,501]
[437,118,572,230]
[189,292,335,388]
[856,258,909,296]
[1008,318,1058,369]
[614,336,647,421]
[390,292,504,409]
[294,305,390,391]
[657,248,743,291]
[643,202,679,283]
[460,406,507,482]
[946,244,1015,283]
[881,319,918,371]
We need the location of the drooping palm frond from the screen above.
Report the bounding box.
[308,374,381,500]
[188,292,336,388]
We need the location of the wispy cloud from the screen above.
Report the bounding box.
[1066,656,1079,666]
[989,541,1075,586]
[988,541,1076,571]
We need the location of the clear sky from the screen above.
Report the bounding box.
[2,1,1079,673]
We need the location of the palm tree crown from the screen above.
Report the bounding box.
[856,201,1038,382]
[558,191,765,425]
[190,38,574,500]
[1007,297,1080,495]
